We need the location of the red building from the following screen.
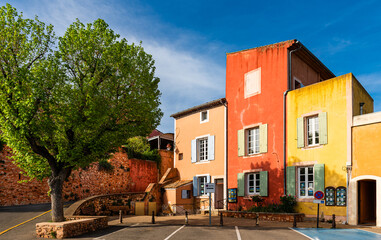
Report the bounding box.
[226,40,334,210]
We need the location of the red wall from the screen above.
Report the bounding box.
[226,40,294,209]
[0,147,159,206]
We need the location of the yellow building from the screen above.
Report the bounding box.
[286,73,373,222]
[168,98,227,213]
[349,111,381,226]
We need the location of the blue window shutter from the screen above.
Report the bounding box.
[191,139,197,163]
[237,173,245,197]
[208,135,215,160]
[207,175,211,183]
[259,171,268,197]
[193,176,198,196]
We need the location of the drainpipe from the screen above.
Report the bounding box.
[220,99,228,210]
[284,42,302,195]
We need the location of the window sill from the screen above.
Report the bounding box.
[243,153,263,159]
[195,161,210,164]
[302,145,323,150]
[197,195,209,199]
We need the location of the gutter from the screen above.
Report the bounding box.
[283,41,301,195]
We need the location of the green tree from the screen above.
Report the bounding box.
[0,4,162,222]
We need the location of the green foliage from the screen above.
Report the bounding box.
[98,160,114,173]
[50,231,57,239]
[124,136,161,162]
[248,195,297,213]
[0,4,162,221]
[250,195,264,206]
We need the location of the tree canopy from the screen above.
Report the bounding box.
[0,4,162,221]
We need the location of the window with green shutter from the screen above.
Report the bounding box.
[259,171,268,197]
[259,124,268,153]
[314,164,325,193]
[286,166,296,196]
[237,173,245,196]
[238,129,245,156]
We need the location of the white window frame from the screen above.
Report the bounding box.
[298,166,314,198]
[197,137,208,162]
[246,172,260,195]
[197,175,208,196]
[246,127,260,155]
[306,115,319,146]
[200,110,209,123]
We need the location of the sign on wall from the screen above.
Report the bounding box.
[205,183,215,193]
[336,187,347,206]
[228,188,237,203]
[325,187,335,206]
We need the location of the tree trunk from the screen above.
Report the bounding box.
[48,168,70,222]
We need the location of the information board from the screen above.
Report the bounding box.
[205,183,215,193]
[228,188,237,203]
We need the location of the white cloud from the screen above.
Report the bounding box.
[10,0,225,133]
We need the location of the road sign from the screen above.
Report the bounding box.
[205,183,215,193]
[313,200,324,204]
[314,191,324,200]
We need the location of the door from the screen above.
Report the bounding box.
[358,180,376,224]
[215,179,224,209]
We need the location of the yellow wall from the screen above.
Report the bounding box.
[174,105,225,180]
[287,74,354,218]
[352,121,381,178]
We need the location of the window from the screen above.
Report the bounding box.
[306,116,319,146]
[182,190,191,199]
[200,110,209,123]
[244,68,261,98]
[247,173,260,195]
[298,166,314,198]
[178,153,183,160]
[198,176,207,195]
[198,138,208,161]
[247,127,260,155]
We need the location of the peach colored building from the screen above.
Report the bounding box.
[169,98,227,212]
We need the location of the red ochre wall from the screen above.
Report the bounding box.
[0,146,161,206]
[226,41,293,210]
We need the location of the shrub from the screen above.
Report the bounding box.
[98,160,114,173]
[280,195,297,213]
[124,136,161,163]
[248,195,297,213]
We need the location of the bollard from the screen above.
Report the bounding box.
[255,213,259,226]
[185,211,189,225]
[293,216,297,228]
[220,212,223,227]
[119,210,123,224]
[332,214,336,229]
[152,211,155,224]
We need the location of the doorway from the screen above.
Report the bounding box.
[214,179,224,209]
[358,180,376,225]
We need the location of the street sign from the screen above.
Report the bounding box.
[205,183,215,193]
[314,191,324,200]
[313,200,324,204]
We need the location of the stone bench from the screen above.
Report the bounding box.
[36,216,108,239]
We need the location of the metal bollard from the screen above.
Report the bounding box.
[220,212,223,226]
[185,211,189,225]
[119,210,123,224]
[152,211,155,224]
[255,213,259,226]
[293,216,297,228]
[332,214,336,229]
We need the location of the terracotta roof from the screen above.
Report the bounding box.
[148,129,163,138]
[163,180,193,189]
[170,98,226,119]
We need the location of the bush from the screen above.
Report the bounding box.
[280,195,297,213]
[124,136,161,163]
[248,195,297,213]
[98,160,114,173]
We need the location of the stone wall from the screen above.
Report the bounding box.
[158,150,174,179]
[36,216,108,239]
[0,147,160,206]
[220,211,304,222]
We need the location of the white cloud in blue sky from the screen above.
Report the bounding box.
[3,0,381,133]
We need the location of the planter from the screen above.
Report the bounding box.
[219,211,304,222]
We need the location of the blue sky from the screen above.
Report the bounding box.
[4,0,381,133]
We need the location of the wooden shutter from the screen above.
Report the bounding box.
[193,176,198,196]
[259,171,268,197]
[314,164,325,193]
[237,173,245,197]
[319,112,328,145]
[286,166,296,196]
[208,135,215,160]
[297,117,304,148]
[238,129,245,156]
[191,139,197,163]
[259,124,268,153]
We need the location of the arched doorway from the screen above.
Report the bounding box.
[358,180,376,225]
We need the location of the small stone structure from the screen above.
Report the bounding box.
[220,211,304,222]
[36,216,108,239]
